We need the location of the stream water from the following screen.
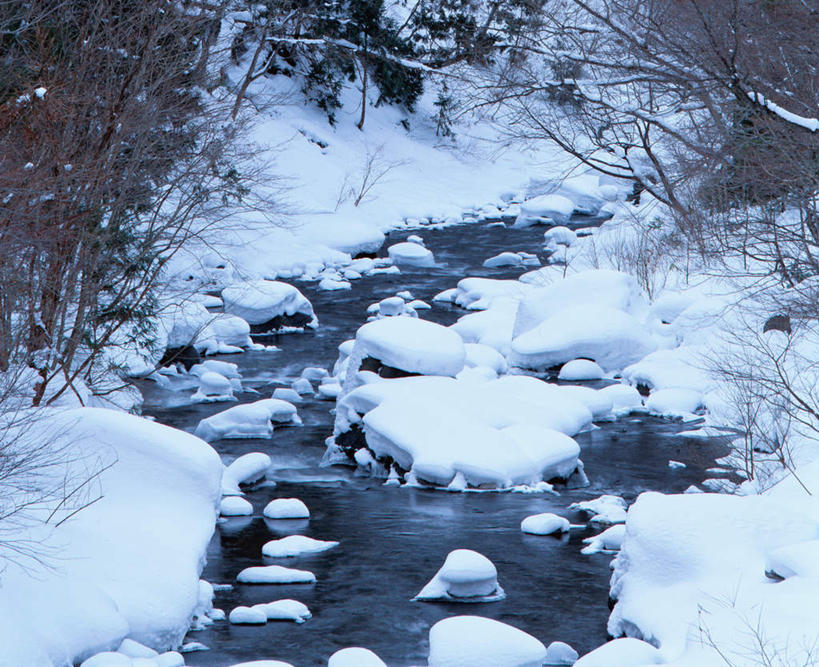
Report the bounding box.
[141,218,732,666]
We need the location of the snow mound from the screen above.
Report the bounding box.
[328,647,387,667]
[195,399,300,442]
[574,638,663,666]
[543,226,577,248]
[464,343,508,375]
[482,252,539,269]
[220,496,253,516]
[510,305,656,373]
[544,641,578,665]
[0,408,222,666]
[347,316,466,380]
[452,277,531,311]
[388,241,435,267]
[558,359,604,381]
[222,452,272,495]
[264,498,310,519]
[428,615,547,667]
[229,606,267,625]
[645,388,704,417]
[191,371,235,402]
[515,194,575,227]
[521,513,570,535]
[257,599,311,623]
[222,280,317,331]
[262,535,338,557]
[598,384,643,414]
[236,565,316,585]
[569,495,627,525]
[415,549,504,602]
[581,524,625,554]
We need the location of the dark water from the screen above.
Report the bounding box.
[140,219,731,666]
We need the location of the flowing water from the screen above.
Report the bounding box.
[140,218,733,666]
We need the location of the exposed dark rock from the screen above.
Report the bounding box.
[160,345,201,370]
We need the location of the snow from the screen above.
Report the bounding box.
[220,496,253,516]
[544,641,578,666]
[597,384,643,414]
[521,513,570,535]
[263,498,310,519]
[262,535,338,557]
[483,252,539,269]
[388,241,435,267]
[569,495,627,525]
[428,615,547,667]
[0,408,222,666]
[328,647,387,667]
[229,606,267,624]
[272,387,302,403]
[558,359,604,381]
[415,549,504,602]
[347,316,466,379]
[191,359,241,379]
[253,599,312,623]
[194,398,300,441]
[543,226,577,248]
[514,194,575,227]
[645,388,704,417]
[236,565,316,585]
[510,305,656,373]
[291,378,314,395]
[191,371,235,402]
[574,638,663,666]
[581,524,625,554]
[222,452,272,495]
[464,343,508,375]
[222,280,317,329]
[766,539,819,579]
[228,662,294,667]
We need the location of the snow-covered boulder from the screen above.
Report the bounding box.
[222,452,272,495]
[569,495,627,525]
[464,343,509,375]
[645,388,704,416]
[220,496,253,516]
[201,313,253,349]
[452,277,531,311]
[514,194,575,227]
[194,399,300,442]
[543,226,577,248]
[558,359,604,381]
[521,513,570,535]
[598,384,643,414]
[263,498,310,519]
[257,599,311,623]
[510,305,656,373]
[229,606,267,625]
[574,638,663,667]
[236,565,316,584]
[415,549,504,601]
[222,280,317,332]
[0,409,222,666]
[581,524,625,554]
[191,371,235,402]
[346,316,466,382]
[328,648,387,667]
[388,241,435,267]
[428,615,547,667]
[262,535,338,557]
[544,641,578,665]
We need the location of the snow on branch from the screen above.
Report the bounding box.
[746,91,819,132]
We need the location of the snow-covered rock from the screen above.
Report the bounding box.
[229,606,268,625]
[415,549,504,602]
[346,316,466,381]
[515,194,575,227]
[222,280,317,331]
[569,495,627,525]
[544,641,578,665]
[236,565,316,585]
[543,226,577,248]
[263,498,310,519]
[220,496,253,516]
[574,638,663,667]
[262,535,338,557]
[510,305,656,373]
[273,387,302,403]
[645,388,704,416]
[581,524,625,554]
[328,647,387,667]
[222,452,272,495]
[597,384,643,414]
[194,399,300,441]
[521,513,570,535]
[483,252,526,268]
[464,343,508,375]
[256,599,311,623]
[428,615,547,667]
[0,409,222,666]
[191,371,235,402]
[388,242,435,267]
[558,359,604,381]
